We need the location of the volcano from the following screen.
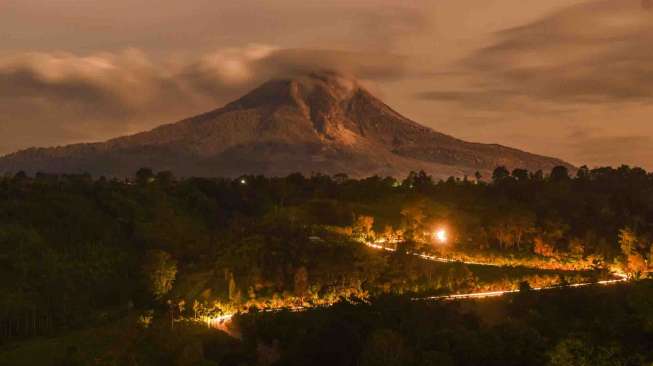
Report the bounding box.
[0,72,571,179]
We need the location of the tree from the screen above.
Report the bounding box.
[360,329,413,366]
[618,228,647,277]
[492,166,510,182]
[135,168,155,185]
[418,351,454,366]
[530,170,544,181]
[618,228,637,255]
[568,238,585,256]
[550,166,570,181]
[353,215,374,241]
[512,168,529,181]
[403,171,433,192]
[576,165,590,180]
[156,170,175,186]
[228,271,241,304]
[13,171,28,181]
[294,266,309,298]
[142,250,177,300]
[333,173,349,184]
[487,208,535,250]
[534,237,557,258]
[548,337,625,366]
[400,200,427,240]
[538,218,570,252]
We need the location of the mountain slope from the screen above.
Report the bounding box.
[0,72,572,179]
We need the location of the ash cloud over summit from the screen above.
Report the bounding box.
[0,47,406,155]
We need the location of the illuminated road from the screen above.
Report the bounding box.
[204,240,629,333]
[364,241,502,267]
[363,240,629,299]
[205,274,628,334]
[420,275,628,301]
[364,239,629,299]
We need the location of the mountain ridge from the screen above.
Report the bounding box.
[0,72,572,179]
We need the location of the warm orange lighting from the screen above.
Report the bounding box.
[434,229,447,243]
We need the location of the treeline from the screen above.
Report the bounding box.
[1,165,651,340]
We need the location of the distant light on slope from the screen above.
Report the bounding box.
[240,178,247,185]
[434,229,447,244]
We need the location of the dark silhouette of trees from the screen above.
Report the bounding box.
[492,166,510,182]
[550,166,570,181]
[135,167,155,184]
[512,168,529,181]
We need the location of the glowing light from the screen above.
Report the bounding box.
[419,277,628,301]
[240,178,246,184]
[434,229,447,243]
[205,313,234,330]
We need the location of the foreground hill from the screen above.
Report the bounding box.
[0,72,571,178]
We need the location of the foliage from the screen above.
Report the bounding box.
[142,250,178,300]
[2,165,653,341]
[234,281,653,366]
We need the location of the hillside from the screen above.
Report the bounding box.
[0,72,572,179]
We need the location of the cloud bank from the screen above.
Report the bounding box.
[421,0,653,105]
[414,0,653,169]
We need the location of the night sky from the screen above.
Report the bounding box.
[1,0,652,168]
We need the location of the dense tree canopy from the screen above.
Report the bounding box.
[1,165,652,343]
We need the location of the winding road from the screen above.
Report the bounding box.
[204,240,629,332]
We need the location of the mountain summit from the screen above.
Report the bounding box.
[0,72,571,179]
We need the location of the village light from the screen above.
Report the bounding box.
[240,178,247,185]
[434,228,448,244]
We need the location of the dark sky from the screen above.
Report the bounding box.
[1,0,652,168]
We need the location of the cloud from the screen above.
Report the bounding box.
[0,46,406,155]
[0,49,184,117]
[415,90,520,111]
[420,0,653,107]
[570,135,653,168]
[256,49,408,80]
[1,0,433,52]
[0,49,203,154]
[183,46,407,98]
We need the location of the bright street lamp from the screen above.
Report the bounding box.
[434,229,448,244]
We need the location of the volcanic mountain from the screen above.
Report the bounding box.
[0,72,571,179]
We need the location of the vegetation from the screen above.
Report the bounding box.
[1,165,653,360]
[3,282,653,365]
[232,281,653,366]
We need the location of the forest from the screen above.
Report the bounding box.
[230,280,653,366]
[1,165,653,364]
